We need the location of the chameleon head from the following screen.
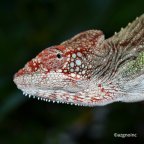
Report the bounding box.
[13,30,106,106]
[13,14,144,106]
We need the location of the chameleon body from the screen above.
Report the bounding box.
[14,14,144,106]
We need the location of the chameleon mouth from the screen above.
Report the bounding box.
[14,82,118,107]
[13,74,119,106]
[19,87,92,106]
[13,76,87,106]
[14,78,119,106]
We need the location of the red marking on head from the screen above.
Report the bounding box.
[27,60,40,73]
[56,45,66,51]
[73,96,84,102]
[65,47,87,56]
[105,92,111,97]
[22,46,67,75]
[14,68,26,77]
[14,59,41,78]
[101,88,105,93]
[90,97,101,102]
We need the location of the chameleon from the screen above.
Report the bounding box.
[13,14,144,106]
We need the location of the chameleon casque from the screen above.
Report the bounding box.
[14,14,144,106]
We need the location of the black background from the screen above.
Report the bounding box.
[0,0,144,143]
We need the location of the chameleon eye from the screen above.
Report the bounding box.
[57,53,62,59]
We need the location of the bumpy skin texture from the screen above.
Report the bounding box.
[14,14,144,106]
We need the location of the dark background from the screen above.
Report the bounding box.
[0,0,144,143]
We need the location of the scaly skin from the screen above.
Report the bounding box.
[13,14,144,106]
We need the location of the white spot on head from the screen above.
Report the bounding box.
[82,71,85,74]
[37,58,41,63]
[57,69,62,73]
[82,64,85,68]
[79,72,82,75]
[67,57,70,61]
[76,59,81,66]
[70,62,74,67]
[133,48,136,51]
[77,75,81,78]
[77,52,82,57]
[103,59,106,62]
[72,53,76,59]
[70,68,74,72]
[139,45,143,48]
[71,73,76,77]
[89,65,92,68]
[75,67,79,72]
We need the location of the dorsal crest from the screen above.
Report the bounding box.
[61,30,105,50]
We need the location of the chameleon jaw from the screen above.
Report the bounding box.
[22,90,89,106]
[14,74,120,107]
[15,82,119,107]
[13,70,121,106]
